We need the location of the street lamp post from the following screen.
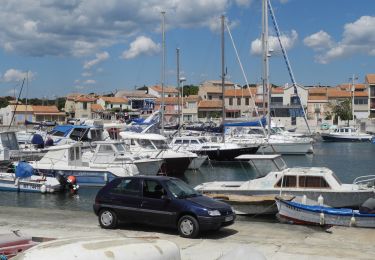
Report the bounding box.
[350,74,358,124]
[180,77,186,124]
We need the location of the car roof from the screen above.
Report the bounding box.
[116,175,177,181]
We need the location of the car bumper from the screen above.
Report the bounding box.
[197,214,236,231]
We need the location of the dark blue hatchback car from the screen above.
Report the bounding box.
[93,176,235,238]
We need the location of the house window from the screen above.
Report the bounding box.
[229,98,233,106]
[245,98,249,106]
[208,95,212,100]
[83,102,87,110]
[237,97,241,106]
[275,176,296,188]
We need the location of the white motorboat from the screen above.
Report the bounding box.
[0,162,62,193]
[170,136,259,161]
[82,140,163,175]
[119,132,197,176]
[195,154,375,213]
[321,127,374,142]
[28,143,140,186]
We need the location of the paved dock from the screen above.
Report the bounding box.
[0,206,374,259]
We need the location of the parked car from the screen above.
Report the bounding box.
[93,176,236,238]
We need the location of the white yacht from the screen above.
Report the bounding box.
[170,135,259,161]
[227,127,313,155]
[28,143,142,186]
[321,126,373,142]
[119,132,198,176]
[195,154,375,211]
[82,140,163,175]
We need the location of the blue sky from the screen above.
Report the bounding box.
[0,0,374,98]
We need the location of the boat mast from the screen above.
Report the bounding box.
[262,0,270,139]
[176,48,181,135]
[161,11,166,135]
[221,15,226,143]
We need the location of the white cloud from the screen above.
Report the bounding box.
[83,52,109,69]
[81,71,92,77]
[303,30,333,50]
[83,79,96,84]
[250,30,298,55]
[208,16,239,33]
[306,16,375,64]
[0,0,236,57]
[1,69,34,82]
[121,36,160,59]
[235,0,252,7]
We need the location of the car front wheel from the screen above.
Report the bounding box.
[99,209,118,229]
[178,215,200,238]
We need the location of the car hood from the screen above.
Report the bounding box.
[187,195,230,210]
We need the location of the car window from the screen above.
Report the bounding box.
[143,180,166,199]
[110,179,141,196]
[165,179,200,199]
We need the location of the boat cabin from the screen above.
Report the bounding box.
[90,141,133,164]
[331,127,358,134]
[235,154,342,190]
[38,143,85,167]
[48,125,103,144]
[120,132,169,151]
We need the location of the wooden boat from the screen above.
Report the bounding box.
[204,193,294,215]
[276,197,375,228]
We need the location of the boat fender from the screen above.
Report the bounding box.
[318,195,324,206]
[302,195,307,204]
[319,212,325,225]
[14,178,19,187]
[350,216,356,227]
[40,184,47,193]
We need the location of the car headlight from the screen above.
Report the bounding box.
[207,210,221,216]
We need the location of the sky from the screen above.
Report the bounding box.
[0,0,374,98]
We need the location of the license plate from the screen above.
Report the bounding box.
[225,215,233,222]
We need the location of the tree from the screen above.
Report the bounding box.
[179,85,199,96]
[329,98,352,126]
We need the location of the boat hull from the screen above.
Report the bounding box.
[198,189,374,210]
[258,142,313,155]
[159,157,192,176]
[321,133,373,142]
[276,199,375,228]
[193,146,259,161]
[188,155,208,170]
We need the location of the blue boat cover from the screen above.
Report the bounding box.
[284,200,375,217]
[15,162,34,179]
[224,116,267,127]
[51,125,91,136]
[31,134,44,145]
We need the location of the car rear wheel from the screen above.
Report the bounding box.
[99,209,118,229]
[178,215,199,238]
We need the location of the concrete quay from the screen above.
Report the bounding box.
[0,206,374,260]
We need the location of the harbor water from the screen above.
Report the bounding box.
[1,142,375,212]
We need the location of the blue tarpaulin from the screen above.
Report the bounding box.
[224,117,267,127]
[15,162,34,179]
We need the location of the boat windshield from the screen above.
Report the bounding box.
[152,140,169,150]
[165,179,200,199]
[138,139,156,150]
[331,172,342,185]
[113,143,126,153]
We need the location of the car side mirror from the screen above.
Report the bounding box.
[161,195,171,201]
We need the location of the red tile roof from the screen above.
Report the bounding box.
[198,100,222,108]
[99,96,128,103]
[155,97,179,105]
[150,85,178,93]
[91,104,104,111]
[74,96,97,102]
[366,74,375,84]
[224,89,256,97]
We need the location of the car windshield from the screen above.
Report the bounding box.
[165,179,200,199]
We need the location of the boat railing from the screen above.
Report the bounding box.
[353,175,375,189]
